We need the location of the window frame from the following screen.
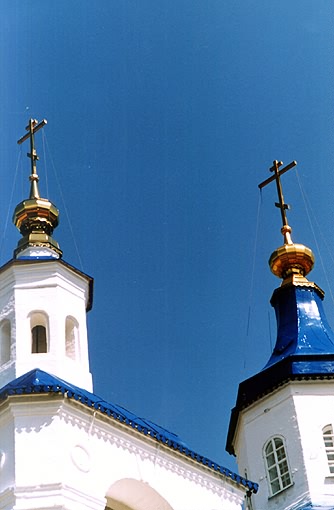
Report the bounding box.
[264,435,293,497]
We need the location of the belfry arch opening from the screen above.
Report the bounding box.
[30,312,49,354]
[65,316,79,360]
[0,319,11,364]
[105,478,174,510]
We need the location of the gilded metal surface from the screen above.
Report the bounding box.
[269,243,314,279]
[13,198,59,230]
[13,119,62,258]
[259,159,317,284]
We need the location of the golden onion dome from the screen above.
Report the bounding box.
[13,196,61,258]
[269,224,315,282]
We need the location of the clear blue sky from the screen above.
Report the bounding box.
[2,1,334,471]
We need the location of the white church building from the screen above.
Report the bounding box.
[2,122,334,510]
[0,122,258,510]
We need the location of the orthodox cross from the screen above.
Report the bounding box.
[17,118,47,199]
[258,160,297,228]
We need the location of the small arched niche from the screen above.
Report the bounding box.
[30,312,49,354]
[0,319,11,364]
[105,478,174,510]
[65,316,80,360]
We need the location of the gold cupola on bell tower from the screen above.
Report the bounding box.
[13,118,62,259]
[259,160,321,293]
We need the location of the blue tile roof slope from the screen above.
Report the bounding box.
[0,368,258,494]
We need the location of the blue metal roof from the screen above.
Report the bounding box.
[226,283,334,456]
[0,368,258,494]
[265,285,334,369]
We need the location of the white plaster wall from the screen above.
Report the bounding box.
[234,384,307,510]
[0,287,16,388]
[0,262,92,392]
[234,381,334,510]
[1,395,246,510]
[292,381,334,507]
[0,403,15,498]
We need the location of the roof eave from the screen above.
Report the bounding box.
[0,368,258,494]
[226,354,334,456]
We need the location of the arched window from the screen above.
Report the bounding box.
[30,312,48,354]
[65,316,79,360]
[264,436,292,496]
[32,325,47,353]
[323,425,334,474]
[0,319,11,364]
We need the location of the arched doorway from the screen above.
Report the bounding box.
[105,478,174,510]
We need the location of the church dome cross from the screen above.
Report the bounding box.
[17,118,47,199]
[13,118,62,259]
[258,159,315,283]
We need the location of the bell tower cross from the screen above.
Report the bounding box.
[17,118,47,199]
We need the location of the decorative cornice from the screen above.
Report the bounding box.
[0,369,258,494]
[58,405,243,503]
[0,258,93,311]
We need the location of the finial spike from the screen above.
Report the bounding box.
[29,173,40,200]
[281,225,293,245]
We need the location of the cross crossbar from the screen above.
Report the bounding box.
[17,119,47,145]
[258,160,297,227]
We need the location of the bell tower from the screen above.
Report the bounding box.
[227,161,334,510]
[0,119,93,391]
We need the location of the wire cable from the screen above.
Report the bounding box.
[295,169,334,308]
[42,130,49,197]
[43,135,84,271]
[0,149,22,260]
[244,192,262,369]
